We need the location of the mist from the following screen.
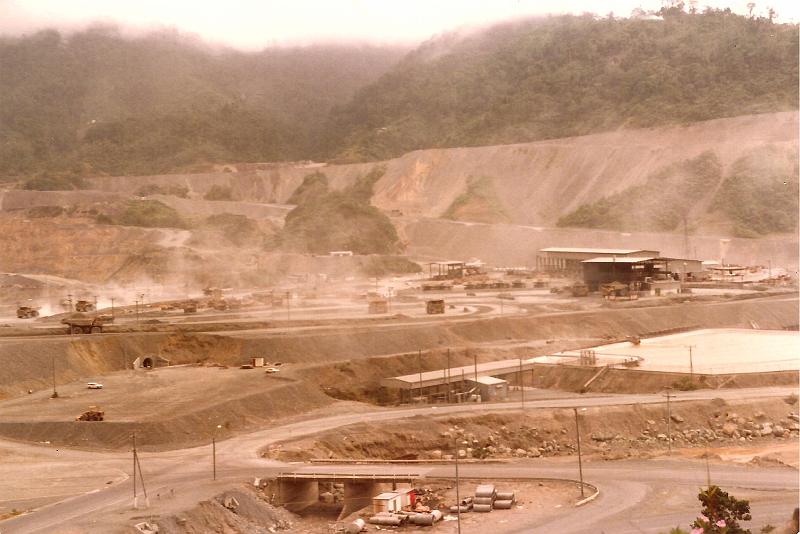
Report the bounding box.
[3,0,798,51]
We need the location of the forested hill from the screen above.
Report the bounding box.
[1,10,797,178]
[0,27,407,177]
[325,10,799,162]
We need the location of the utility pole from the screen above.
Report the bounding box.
[446,348,451,404]
[663,387,675,455]
[688,345,695,379]
[454,435,462,534]
[135,442,149,508]
[460,368,465,403]
[418,349,423,402]
[473,351,478,385]
[51,355,58,398]
[573,408,585,498]
[132,433,138,509]
[67,293,73,312]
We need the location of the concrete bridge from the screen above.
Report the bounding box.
[275,471,420,518]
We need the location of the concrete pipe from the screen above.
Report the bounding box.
[473,503,493,513]
[368,516,402,526]
[475,484,496,498]
[410,513,435,526]
[346,518,366,533]
[473,496,495,505]
[493,499,514,510]
[496,492,515,501]
[449,504,471,513]
[431,510,443,522]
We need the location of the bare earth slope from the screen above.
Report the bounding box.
[87,112,798,227]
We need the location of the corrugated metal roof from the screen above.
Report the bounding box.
[472,376,507,385]
[540,247,648,254]
[582,256,655,263]
[383,359,536,387]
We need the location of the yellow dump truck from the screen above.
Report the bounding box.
[61,313,113,334]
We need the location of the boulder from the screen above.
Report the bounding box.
[721,422,738,437]
[670,414,685,423]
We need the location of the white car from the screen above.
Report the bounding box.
[264,367,280,374]
[87,382,103,389]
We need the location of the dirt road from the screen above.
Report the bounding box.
[0,386,797,533]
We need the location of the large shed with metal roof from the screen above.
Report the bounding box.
[536,247,660,275]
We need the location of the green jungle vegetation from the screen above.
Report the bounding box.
[2,9,796,177]
[557,149,799,237]
[442,176,511,224]
[280,167,402,254]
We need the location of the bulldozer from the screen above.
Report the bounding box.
[16,306,40,319]
[75,300,96,312]
[76,406,104,421]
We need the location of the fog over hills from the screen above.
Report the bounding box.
[1,9,797,179]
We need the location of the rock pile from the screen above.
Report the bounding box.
[426,412,800,460]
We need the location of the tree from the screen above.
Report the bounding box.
[747,2,756,17]
[690,486,752,534]
[766,7,776,21]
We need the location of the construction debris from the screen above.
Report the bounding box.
[76,406,105,421]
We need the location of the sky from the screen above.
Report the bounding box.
[1,0,797,49]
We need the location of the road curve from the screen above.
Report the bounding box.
[1,386,797,533]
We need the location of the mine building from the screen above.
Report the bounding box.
[536,247,660,275]
[581,256,704,292]
[428,261,465,280]
[465,375,509,401]
[381,360,529,403]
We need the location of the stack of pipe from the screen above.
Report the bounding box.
[494,491,516,509]
[473,484,496,512]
